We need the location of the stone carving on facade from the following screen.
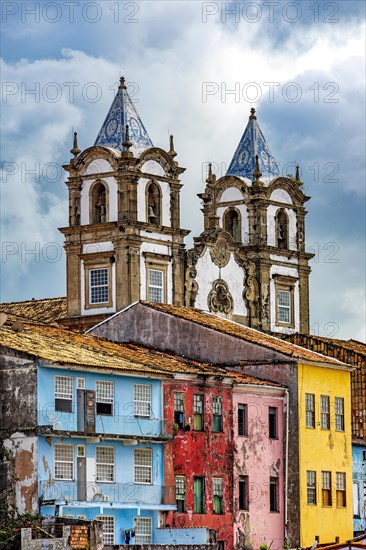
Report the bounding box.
[185,266,199,307]
[208,279,234,314]
[210,235,231,268]
[260,283,270,329]
[297,217,305,252]
[243,262,259,321]
[187,244,205,267]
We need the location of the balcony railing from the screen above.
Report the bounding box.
[39,481,175,506]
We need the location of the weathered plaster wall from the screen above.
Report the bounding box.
[90,304,289,365]
[235,362,298,547]
[233,389,285,550]
[194,249,247,319]
[4,434,38,513]
[0,350,38,512]
[0,349,37,431]
[163,380,234,549]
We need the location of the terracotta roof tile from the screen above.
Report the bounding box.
[141,302,350,367]
[0,319,285,388]
[0,297,67,324]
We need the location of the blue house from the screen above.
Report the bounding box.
[38,367,173,545]
[0,320,178,546]
[353,442,366,536]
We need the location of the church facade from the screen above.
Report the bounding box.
[60,77,313,335]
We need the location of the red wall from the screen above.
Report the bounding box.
[164,380,234,549]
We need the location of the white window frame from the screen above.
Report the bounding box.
[134,384,151,418]
[89,267,109,304]
[77,445,85,458]
[54,375,73,411]
[134,517,152,544]
[134,448,152,484]
[277,289,291,323]
[55,444,74,481]
[96,380,114,416]
[77,378,85,390]
[96,515,115,545]
[148,268,164,303]
[96,446,115,483]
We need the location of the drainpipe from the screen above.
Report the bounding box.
[285,389,290,539]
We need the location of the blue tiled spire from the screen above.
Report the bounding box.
[226,108,280,181]
[94,76,153,155]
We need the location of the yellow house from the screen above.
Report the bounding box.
[298,361,354,545]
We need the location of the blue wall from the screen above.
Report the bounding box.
[38,435,164,495]
[40,505,160,545]
[353,444,366,535]
[37,366,163,437]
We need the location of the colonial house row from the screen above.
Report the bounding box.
[89,300,355,547]
[0,313,286,549]
[0,302,355,548]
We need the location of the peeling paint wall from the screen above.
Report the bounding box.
[163,380,234,549]
[233,388,285,550]
[0,349,37,431]
[0,349,38,512]
[3,434,38,513]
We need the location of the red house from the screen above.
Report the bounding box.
[163,374,235,549]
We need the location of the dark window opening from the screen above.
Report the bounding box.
[239,476,249,510]
[269,407,278,439]
[147,183,161,225]
[92,183,107,224]
[175,476,186,512]
[55,398,72,413]
[276,209,288,249]
[224,209,241,242]
[238,404,248,436]
[174,393,185,429]
[96,402,113,416]
[270,477,279,512]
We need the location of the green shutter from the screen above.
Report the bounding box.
[194,478,204,513]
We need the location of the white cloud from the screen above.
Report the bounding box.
[0,3,365,340]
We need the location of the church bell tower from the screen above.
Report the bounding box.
[59,77,189,330]
[186,108,313,334]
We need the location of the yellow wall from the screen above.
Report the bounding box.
[298,362,353,546]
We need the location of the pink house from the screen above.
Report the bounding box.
[233,380,287,550]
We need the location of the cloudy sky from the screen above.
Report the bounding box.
[1,0,365,340]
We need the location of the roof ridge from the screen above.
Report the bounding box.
[141,302,350,367]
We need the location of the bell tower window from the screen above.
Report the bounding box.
[276,209,288,249]
[147,182,161,225]
[223,209,241,242]
[91,182,108,224]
